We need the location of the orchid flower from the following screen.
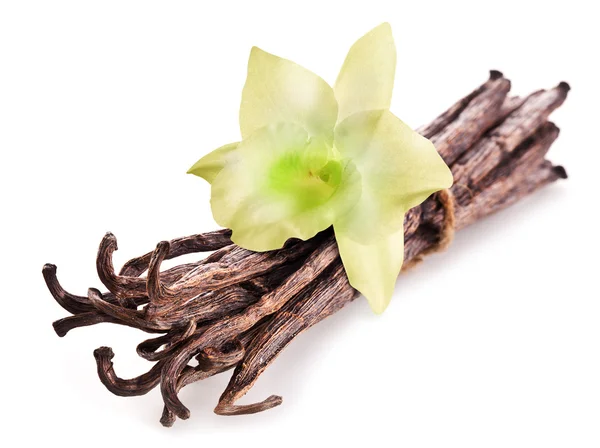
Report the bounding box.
[188,23,453,313]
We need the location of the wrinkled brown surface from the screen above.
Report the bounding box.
[43,71,569,426]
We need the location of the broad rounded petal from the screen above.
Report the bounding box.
[187,142,239,183]
[211,122,360,252]
[334,224,404,314]
[239,47,338,140]
[334,109,453,242]
[334,23,396,122]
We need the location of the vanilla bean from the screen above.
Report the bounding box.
[52,312,123,337]
[119,229,233,277]
[93,347,166,397]
[43,264,120,314]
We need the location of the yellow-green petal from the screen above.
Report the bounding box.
[187,142,239,183]
[211,122,360,252]
[334,23,396,122]
[335,226,404,314]
[333,110,452,311]
[239,47,338,140]
[334,109,453,243]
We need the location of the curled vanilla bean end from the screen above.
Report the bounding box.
[43,264,95,314]
[146,241,171,310]
[160,340,247,427]
[43,263,121,313]
[97,233,147,299]
[93,347,164,396]
[214,396,283,416]
[53,312,121,337]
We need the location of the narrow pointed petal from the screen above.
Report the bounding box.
[187,142,239,183]
[334,23,396,122]
[239,47,338,140]
[335,225,404,314]
[333,110,452,311]
[334,110,452,241]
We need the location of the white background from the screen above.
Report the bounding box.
[1,1,598,446]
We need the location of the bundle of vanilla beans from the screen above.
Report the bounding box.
[43,71,569,426]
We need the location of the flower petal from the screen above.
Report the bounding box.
[187,142,239,183]
[239,47,338,140]
[334,109,453,243]
[211,122,360,251]
[333,110,452,311]
[334,22,396,122]
[334,225,404,314]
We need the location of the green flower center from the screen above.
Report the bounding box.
[267,143,343,210]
